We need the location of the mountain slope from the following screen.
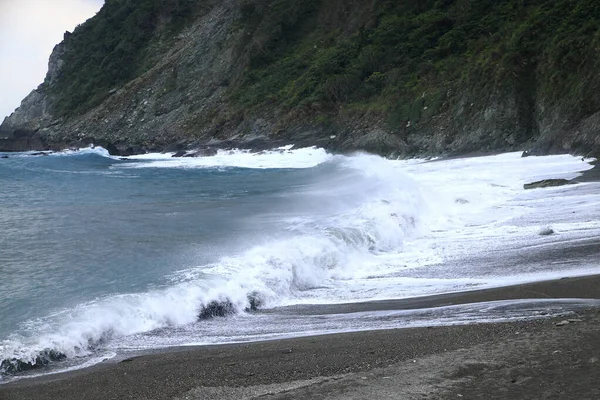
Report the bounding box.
[2,0,600,157]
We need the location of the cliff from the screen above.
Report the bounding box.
[2,0,600,157]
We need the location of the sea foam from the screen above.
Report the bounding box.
[0,151,429,377]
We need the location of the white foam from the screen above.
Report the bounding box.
[110,298,600,351]
[121,146,333,169]
[52,146,113,158]
[0,153,426,368]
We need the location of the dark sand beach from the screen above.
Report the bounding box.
[2,275,600,400]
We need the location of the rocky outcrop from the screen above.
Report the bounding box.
[44,32,69,85]
[0,349,66,375]
[523,179,575,190]
[1,90,52,136]
[0,33,68,152]
[0,129,46,152]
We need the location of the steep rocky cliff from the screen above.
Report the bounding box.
[2,0,600,157]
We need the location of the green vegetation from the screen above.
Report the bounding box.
[233,0,600,129]
[49,0,202,116]
[49,0,600,133]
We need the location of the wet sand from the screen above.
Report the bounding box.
[2,274,600,400]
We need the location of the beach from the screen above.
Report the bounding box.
[2,150,600,399]
[2,275,599,400]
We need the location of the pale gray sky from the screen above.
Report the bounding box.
[0,0,104,121]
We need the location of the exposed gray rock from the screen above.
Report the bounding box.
[44,32,69,85]
[524,179,574,190]
[0,130,46,152]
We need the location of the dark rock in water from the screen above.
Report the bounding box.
[539,227,555,236]
[0,349,67,375]
[246,292,264,312]
[172,150,187,157]
[523,179,574,190]
[1,155,8,158]
[185,147,218,157]
[198,300,235,319]
[521,150,531,157]
[455,198,469,204]
[28,151,49,156]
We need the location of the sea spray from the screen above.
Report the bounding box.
[0,150,430,377]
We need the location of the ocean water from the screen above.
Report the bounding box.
[1,146,600,382]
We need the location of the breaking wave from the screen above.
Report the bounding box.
[0,150,432,377]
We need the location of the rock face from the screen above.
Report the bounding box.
[0,34,67,152]
[2,0,600,157]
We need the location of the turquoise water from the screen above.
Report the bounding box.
[0,150,322,333]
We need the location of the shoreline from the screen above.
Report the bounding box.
[3,274,600,399]
[1,151,599,399]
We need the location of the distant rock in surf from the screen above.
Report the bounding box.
[184,148,218,157]
[246,292,264,312]
[172,148,218,157]
[198,294,264,320]
[198,300,235,319]
[0,349,67,375]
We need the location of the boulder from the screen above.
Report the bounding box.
[246,292,264,312]
[198,300,235,319]
[185,147,218,157]
[0,349,66,375]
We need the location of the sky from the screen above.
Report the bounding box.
[0,0,104,121]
